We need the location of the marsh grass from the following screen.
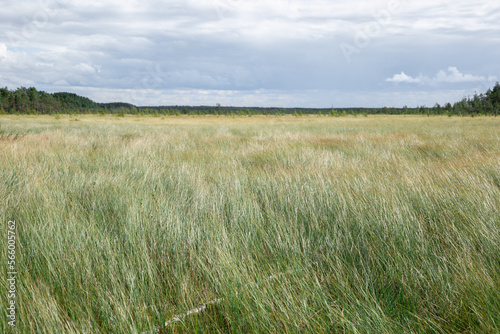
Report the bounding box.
[0,115,499,333]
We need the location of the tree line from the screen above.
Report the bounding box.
[1,83,499,116]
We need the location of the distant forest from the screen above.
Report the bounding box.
[0,84,499,116]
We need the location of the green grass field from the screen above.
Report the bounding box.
[1,115,499,333]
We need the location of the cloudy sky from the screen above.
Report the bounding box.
[1,0,499,107]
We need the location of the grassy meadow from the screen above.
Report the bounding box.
[1,114,499,333]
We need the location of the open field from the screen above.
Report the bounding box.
[1,115,499,333]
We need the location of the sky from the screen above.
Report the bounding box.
[1,0,499,108]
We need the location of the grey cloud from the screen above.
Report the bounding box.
[1,0,499,107]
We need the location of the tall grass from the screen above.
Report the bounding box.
[1,115,499,333]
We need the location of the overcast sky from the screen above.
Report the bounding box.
[1,0,499,107]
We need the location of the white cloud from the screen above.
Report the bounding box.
[53,80,70,87]
[74,62,100,74]
[0,43,7,59]
[387,67,497,85]
[386,71,423,83]
[435,67,489,83]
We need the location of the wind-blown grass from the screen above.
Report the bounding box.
[1,115,499,333]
